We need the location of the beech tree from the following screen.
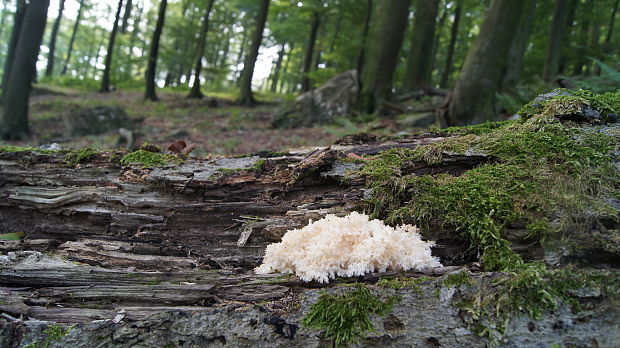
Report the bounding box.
[0,0,26,99]
[357,0,410,114]
[503,0,536,88]
[237,0,270,106]
[145,0,168,101]
[403,0,439,92]
[0,0,50,140]
[61,0,85,76]
[439,1,461,88]
[45,0,65,77]
[446,0,526,126]
[188,0,216,99]
[543,0,569,81]
[100,0,124,93]
[301,10,320,92]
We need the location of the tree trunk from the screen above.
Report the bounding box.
[573,0,592,75]
[559,0,577,74]
[145,0,168,101]
[61,0,85,76]
[0,0,9,44]
[279,42,293,94]
[403,0,439,92]
[270,44,285,93]
[439,2,462,88]
[357,0,410,115]
[0,0,50,140]
[430,5,448,86]
[100,0,124,93]
[237,0,269,107]
[604,0,619,46]
[45,0,65,77]
[446,0,526,126]
[502,0,536,88]
[301,11,320,93]
[356,0,373,76]
[543,0,569,81]
[126,2,143,79]
[0,0,27,102]
[187,0,215,99]
[120,0,132,33]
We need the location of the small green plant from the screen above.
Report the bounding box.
[302,284,397,347]
[442,271,472,288]
[120,149,182,168]
[25,323,71,348]
[65,148,100,167]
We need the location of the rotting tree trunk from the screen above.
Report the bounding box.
[543,0,569,81]
[61,0,85,76]
[0,118,618,347]
[144,0,168,101]
[301,11,320,93]
[502,0,536,88]
[0,0,50,140]
[446,0,526,126]
[403,0,439,92]
[45,0,65,77]
[357,0,410,115]
[187,0,216,99]
[100,0,124,93]
[237,0,269,107]
[439,2,461,88]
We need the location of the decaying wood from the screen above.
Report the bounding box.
[0,132,563,339]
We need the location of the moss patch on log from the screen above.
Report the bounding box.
[362,89,619,271]
[120,149,183,168]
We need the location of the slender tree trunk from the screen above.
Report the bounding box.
[237,0,269,107]
[357,0,410,115]
[217,28,232,69]
[100,0,123,92]
[90,34,103,79]
[0,0,50,140]
[605,0,619,46]
[301,11,320,93]
[270,44,285,93]
[0,0,9,43]
[430,5,448,86]
[61,0,85,76]
[543,0,569,81]
[279,42,293,94]
[559,0,577,74]
[45,0,65,77]
[356,0,372,76]
[439,2,462,88]
[126,3,143,79]
[502,0,536,88]
[145,0,168,101]
[403,0,439,92]
[121,0,133,33]
[446,0,526,126]
[0,0,27,100]
[574,0,592,75]
[188,0,215,99]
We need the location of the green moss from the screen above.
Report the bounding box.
[377,275,431,291]
[120,149,182,168]
[24,323,72,348]
[65,148,100,167]
[518,88,620,120]
[302,284,397,347]
[362,90,619,272]
[460,264,620,343]
[442,271,472,288]
[0,144,61,155]
[441,120,516,135]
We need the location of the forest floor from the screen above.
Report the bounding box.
[7,86,413,156]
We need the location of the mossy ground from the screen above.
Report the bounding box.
[120,149,183,168]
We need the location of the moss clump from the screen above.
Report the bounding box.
[24,323,71,348]
[461,263,620,342]
[518,88,620,120]
[0,145,62,155]
[441,119,517,135]
[442,271,472,288]
[302,284,397,347]
[65,148,100,167]
[377,275,431,291]
[362,89,619,271]
[120,149,182,168]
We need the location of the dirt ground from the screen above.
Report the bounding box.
[12,88,336,156]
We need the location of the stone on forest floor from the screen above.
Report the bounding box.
[272,70,359,129]
[63,105,135,137]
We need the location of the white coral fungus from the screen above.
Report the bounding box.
[255,212,442,283]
